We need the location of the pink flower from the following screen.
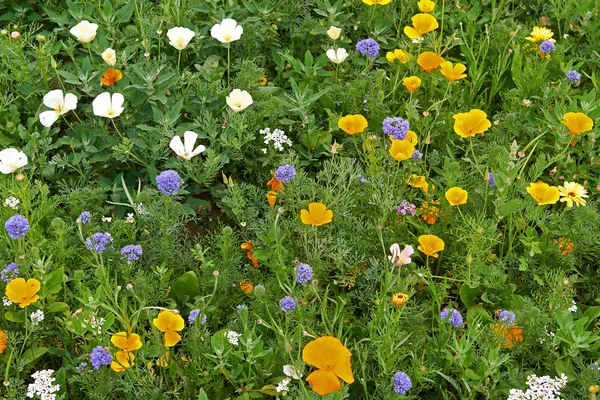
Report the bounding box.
[388,244,414,266]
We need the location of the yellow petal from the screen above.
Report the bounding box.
[306,370,341,395]
[164,330,182,347]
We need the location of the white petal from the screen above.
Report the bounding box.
[326,49,336,61]
[183,131,198,153]
[43,90,64,109]
[211,24,224,42]
[63,93,78,111]
[234,25,243,40]
[169,135,185,157]
[111,93,125,111]
[39,110,60,127]
[190,144,206,158]
[221,19,238,32]
[92,92,111,117]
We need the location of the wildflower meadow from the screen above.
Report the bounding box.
[1,0,600,398]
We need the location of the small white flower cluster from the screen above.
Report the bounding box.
[89,315,105,335]
[522,99,533,107]
[3,296,13,306]
[3,196,19,210]
[125,213,135,223]
[260,127,292,152]
[26,369,60,400]
[567,301,577,312]
[276,377,291,394]
[101,216,112,222]
[226,330,241,345]
[29,310,45,326]
[137,203,147,215]
[507,374,567,400]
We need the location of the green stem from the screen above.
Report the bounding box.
[227,43,231,87]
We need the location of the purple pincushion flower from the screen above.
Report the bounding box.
[5,214,29,239]
[78,211,91,224]
[275,164,296,183]
[280,296,296,313]
[156,170,181,195]
[412,150,423,159]
[393,372,412,394]
[487,172,496,187]
[0,263,19,283]
[566,70,581,83]
[441,307,463,327]
[539,40,555,54]
[90,346,112,370]
[295,263,313,284]
[120,244,142,263]
[383,117,410,140]
[356,38,380,58]
[498,310,515,325]
[85,232,113,254]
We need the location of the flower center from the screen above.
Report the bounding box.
[568,192,575,197]
[224,34,232,41]
[106,108,116,117]
[175,38,184,47]
[54,105,64,113]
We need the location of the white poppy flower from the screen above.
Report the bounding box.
[39,90,78,127]
[226,89,252,112]
[0,148,28,174]
[326,48,348,64]
[92,92,124,118]
[69,20,99,43]
[210,18,243,43]
[283,365,302,380]
[327,26,342,40]
[167,27,196,50]
[102,48,116,66]
[169,131,206,160]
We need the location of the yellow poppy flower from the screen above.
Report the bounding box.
[558,181,588,207]
[417,234,445,258]
[526,182,560,205]
[452,109,491,138]
[445,187,468,206]
[362,0,391,4]
[111,332,143,351]
[525,26,555,43]
[561,112,593,136]
[338,114,368,135]
[303,336,354,395]
[404,13,439,39]
[418,0,435,12]
[386,49,411,64]
[403,76,422,92]
[153,311,185,347]
[440,61,467,82]
[5,278,40,308]
[0,330,7,354]
[111,351,135,372]
[417,52,444,72]
[404,130,418,145]
[389,139,415,161]
[406,174,429,193]
[392,292,409,306]
[300,202,333,226]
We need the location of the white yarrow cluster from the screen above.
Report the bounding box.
[26,369,60,400]
[226,330,241,345]
[276,377,291,394]
[567,301,577,312]
[507,374,567,400]
[260,127,292,152]
[89,315,106,335]
[30,310,45,326]
[4,196,19,209]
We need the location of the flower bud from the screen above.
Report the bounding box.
[10,31,20,40]
[326,26,342,40]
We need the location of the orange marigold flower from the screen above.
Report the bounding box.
[300,202,333,226]
[492,323,523,349]
[556,237,574,256]
[417,52,444,72]
[153,311,185,347]
[100,68,123,86]
[240,280,254,294]
[302,336,354,395]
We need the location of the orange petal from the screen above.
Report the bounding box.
[306,370,341,395]
[164,330,182,347]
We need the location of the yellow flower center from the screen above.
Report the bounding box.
[175,38,184,47]
[224,34,232,41]
[106,108,116,117]
[54,105,64,113]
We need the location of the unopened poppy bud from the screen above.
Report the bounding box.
[213,270,219,277]
[240,221,247,227]
[257,319,262,325]
[3,380,9,387]
[302,330,310,336]
[285,343,292,353]
[10,31,20,40]
[562,279,569,285]
[311,279,318,288]
[419,366,427,373]
[277,207,285,215]
[36,34,46,42]
[0,30,7,35]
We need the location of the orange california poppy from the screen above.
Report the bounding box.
[5,278,41,308]
[417,52,444,72]
[267,191,278,207]
[492,323,523,349]
[300,202,333,226]
[247,252,259,267]
[100,68,123,86]
[404,13,439,39]
[452,109,491,138]
[389,139,415,161]
[338,114,368,135]
[403,76,422,93]
[0,330,7,354]
[302,336,354,395]
[111,351,135,372]
[111,332,143,351]
[440,61,467,82]
[561,112,594,137]
[417,234,445,258]
[153,311,185,347]
[526,182,560,205]
[241,241,253,251]
[445,187,468,206]
[267,173,284,192]
[407,174,429,193]
[239,280,254,294]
